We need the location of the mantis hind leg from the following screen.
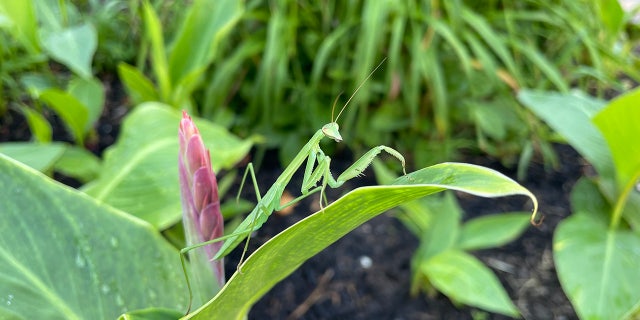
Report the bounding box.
[237,163,263,202]
[235,163,269,273]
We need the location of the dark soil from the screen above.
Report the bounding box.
[2,77,580,319]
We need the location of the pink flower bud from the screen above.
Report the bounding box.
[179,111,224,291]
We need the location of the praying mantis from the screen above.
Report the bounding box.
[212,61,407,262]
[180,60,407,310]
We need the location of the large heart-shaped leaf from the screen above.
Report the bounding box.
[185,162,537,319]
[82,103,253,229]
[554,213,640,319]
[0,154,188,319]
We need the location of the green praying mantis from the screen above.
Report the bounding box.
[180,60,407,310]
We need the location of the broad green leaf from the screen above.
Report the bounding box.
[518,90,614,179]
[168,0,243,91]
[0,154,188,320]
[117,63,159,105]
[186,162,537,319]
[68,77,104,130]
[422,250,519,317]
[0,142,65,172]
[457,213,530,250]
[393,163,538,210]
[53,146,101,183]
[593,88,640,191]
[82,102,253,229]
[554,213,640,320]
[39,89,89,145]
[41,23,97,78]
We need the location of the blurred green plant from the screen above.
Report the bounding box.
[0,0,141,182]
[117,0,243,113]
[373,160,532,316]
[196,0,637,168]
[518,88,640,319]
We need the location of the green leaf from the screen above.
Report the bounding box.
[68,77,104,130]
[117,63,159,105]
[0,142,65,172]
[593,88,640,191]
[0,0,40,53]
[412,193,462,260]
[82,102,253,229]
[39,89,89,145]
[142,0,170,102]
[168,0,243,96]
[185,162,537,319]
[53,146,101,183]
[457,213,530,250]
[41,23,97,78]
[20,73,55,98]
[597,0,624,36]
[17,105,52,142]
[554,213,640,320]
[421,250,519,317]
[118,308,184,320]
[0,154,188,319]
[518,90,614,179]
[570,177,611,225]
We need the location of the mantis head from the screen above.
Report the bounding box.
[322,58,387,144]
[322,122,343,142]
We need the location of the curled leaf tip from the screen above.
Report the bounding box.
[530,212,544,226]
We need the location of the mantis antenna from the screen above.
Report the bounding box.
[333,57,388,123]
[330,93,344,122]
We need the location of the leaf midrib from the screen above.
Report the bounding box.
[91,139,175,200]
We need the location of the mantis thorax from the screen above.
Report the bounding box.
[321,122,342,142]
